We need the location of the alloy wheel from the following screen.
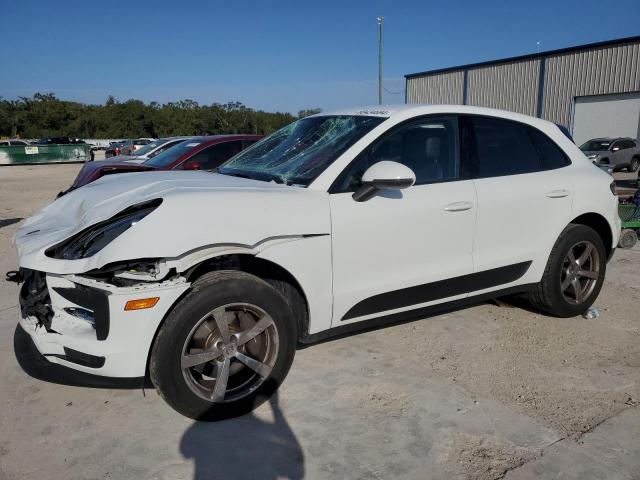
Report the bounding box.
[560,240,600,305]
[181,303,279,403]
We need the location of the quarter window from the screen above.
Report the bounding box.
[527,127,571,170]
[334,115,459,192]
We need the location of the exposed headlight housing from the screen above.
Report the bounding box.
[46,199,162,260]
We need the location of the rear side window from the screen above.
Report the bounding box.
[469,116,569,178]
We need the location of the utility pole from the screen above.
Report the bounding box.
[377,16,384,105]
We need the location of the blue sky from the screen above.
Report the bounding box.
[1,0,638,113]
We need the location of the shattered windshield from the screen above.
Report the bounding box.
[218,115,385,186]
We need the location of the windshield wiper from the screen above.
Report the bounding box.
[219,169,287,185]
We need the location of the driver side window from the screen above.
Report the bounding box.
[334,115,459,192]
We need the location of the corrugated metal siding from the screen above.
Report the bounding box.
[543,42,640,127]
[466,59,540,116]
[406,71,464,104]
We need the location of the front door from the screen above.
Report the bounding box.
[328,115,477,324]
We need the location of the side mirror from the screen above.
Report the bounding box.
[353,161,416,202]
[182,161,201,170]
[611,146,620,152]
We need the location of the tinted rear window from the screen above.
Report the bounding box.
[471,117,540,177]
[470,116,569,178]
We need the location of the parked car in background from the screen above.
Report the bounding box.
[36,137,87,145]
[580,137,640,172]
[13,105,620,420]
[105,141,127,158]
[100,137,193,163]
[0,139,30,146]
[120,138,156,156]
[59,135,261,194]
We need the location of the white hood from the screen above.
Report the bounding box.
[15,170,331,274]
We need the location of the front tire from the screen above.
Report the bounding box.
[529,224,606,317]
[150,270,296,420]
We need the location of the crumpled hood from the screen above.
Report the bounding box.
[15,170,330,273]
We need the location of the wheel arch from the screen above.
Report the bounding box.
[185,254,310,342]
[145,253,310,377]
[569,212,614,258]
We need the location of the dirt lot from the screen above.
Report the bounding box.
[0,164,639,480]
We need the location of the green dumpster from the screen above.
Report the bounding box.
[0,143,90,165]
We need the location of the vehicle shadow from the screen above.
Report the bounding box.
[180,391,304,480]
[13,325,151,389]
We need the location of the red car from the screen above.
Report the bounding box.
[61,135,261,195]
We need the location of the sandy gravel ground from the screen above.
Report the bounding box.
[0,164,638,480]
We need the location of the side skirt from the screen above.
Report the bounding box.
[298,284,537,347]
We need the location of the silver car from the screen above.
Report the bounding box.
[580,137,640,172]
[100,137,193,163]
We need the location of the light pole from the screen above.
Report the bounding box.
[377,16,383,105]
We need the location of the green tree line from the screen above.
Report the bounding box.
[0,93,300,139]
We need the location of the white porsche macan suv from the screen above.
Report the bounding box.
[12,105,621,419]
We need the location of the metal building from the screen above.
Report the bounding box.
[405,36,640,145]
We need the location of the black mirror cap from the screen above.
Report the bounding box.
[352,177,414,202]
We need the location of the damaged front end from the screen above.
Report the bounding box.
[10,262,190,377]
[18,268,54,332]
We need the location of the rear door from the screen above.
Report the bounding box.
[466,115,573,286]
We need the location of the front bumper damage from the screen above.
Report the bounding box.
[16,268,190,377]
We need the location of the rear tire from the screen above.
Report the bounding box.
[618,228,638,249]
[529,224,606,317]
[150,270,296,420]
[629,157,640,173]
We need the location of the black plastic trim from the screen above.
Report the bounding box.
[45,347,106,369]
[299,284,537,346]
[52,285,111,340]
[342,261,532,320]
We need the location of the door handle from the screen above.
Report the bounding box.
[545,189,570,198]
[444,201,474,212]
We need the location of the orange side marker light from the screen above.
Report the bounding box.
[124,297,160,311]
